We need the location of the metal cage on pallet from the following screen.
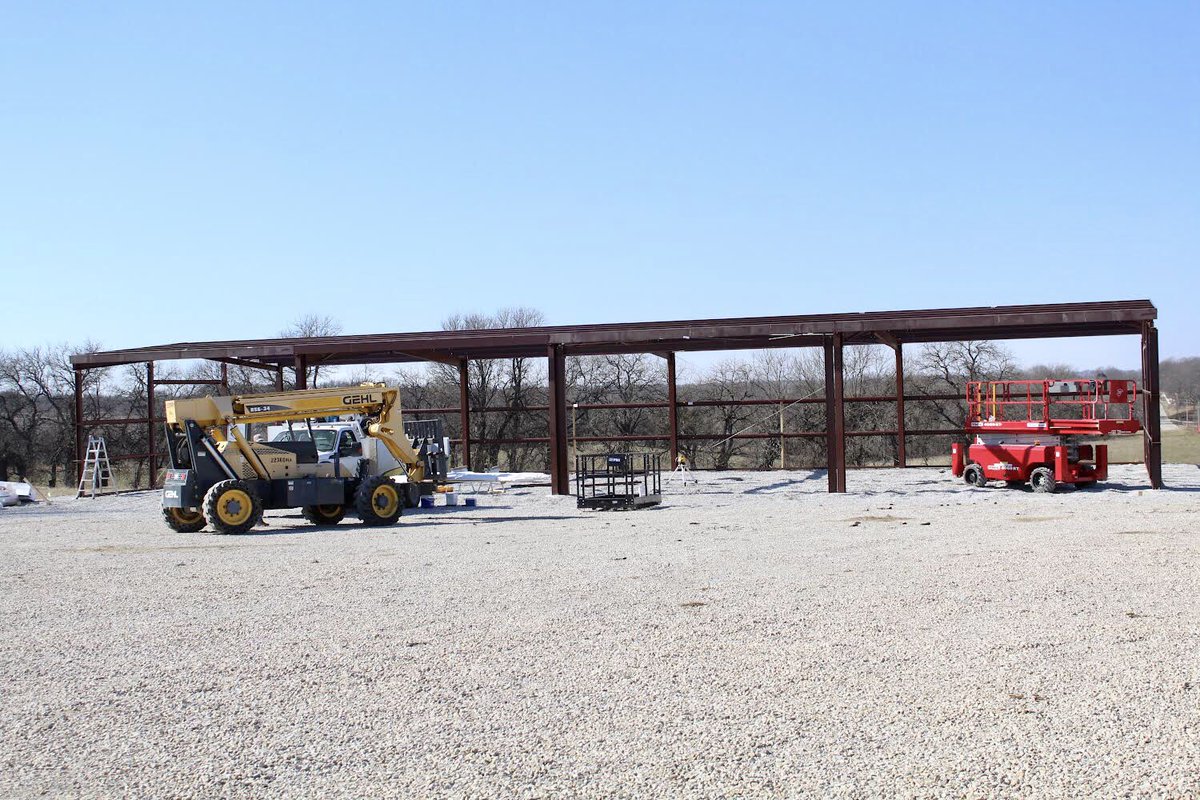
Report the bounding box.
[575,453,663,510]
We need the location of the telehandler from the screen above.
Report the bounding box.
[159,384,447,533]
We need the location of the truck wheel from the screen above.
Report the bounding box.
[162,506,206,533]
[203,479,263,534]
[302,504,345,526]
[401,481,422,509]
[356,476,403,526]
[963,464,987,487]
[1030,467,1057,494]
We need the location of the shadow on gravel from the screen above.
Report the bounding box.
[66,542,278,553]
[376,514,582,528]
[235,526,355,537]
[1072,482,1200,494]
[473,515,580,524]
[405,506,515,516]
[743,474,822,494]
[241,508,584,533]
[237,524,439,536]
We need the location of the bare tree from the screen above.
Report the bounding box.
[1161,357,1200,417]
[432,307,548,470]
[0,343,106,486]
[839,345,893,466]
[918,340,1015,391]
[279,314,344,387]
[693,359,757,470]
[914,341,1015,428]
[599,354,658,436]
[900,340,1017,463]
[0,352,37,481]
[745,351,802,468]
[566,356,611,446]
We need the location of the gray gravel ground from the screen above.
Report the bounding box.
[1,465,1198,798]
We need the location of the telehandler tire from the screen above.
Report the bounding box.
[355,476,403,526]
[203,479,263,534]
[1030,467,1057,494]
[162,506,206,533]
[302,504,346,526]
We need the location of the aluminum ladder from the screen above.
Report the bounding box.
[76,436,115,499]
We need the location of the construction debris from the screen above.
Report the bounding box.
[0,481,37,507]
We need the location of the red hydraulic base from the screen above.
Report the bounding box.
[952,441,1108,493]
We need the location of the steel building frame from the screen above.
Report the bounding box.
[70,299,1163,494]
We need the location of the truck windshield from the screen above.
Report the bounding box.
[271,430,337,451]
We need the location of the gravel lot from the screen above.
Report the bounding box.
[2,465,1198,798]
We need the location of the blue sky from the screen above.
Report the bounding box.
[2,1,1196,369]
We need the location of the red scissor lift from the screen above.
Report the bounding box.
[950,379,1141,493]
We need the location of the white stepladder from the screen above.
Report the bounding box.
[76,436,116,499]
[667,453,696,486]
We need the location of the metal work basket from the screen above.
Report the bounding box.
[575,453,662,510]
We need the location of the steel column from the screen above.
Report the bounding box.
[1142,323,1163,489]
[824,334,847,493]
[275,367,285,391]
[220,362,229,393]
[458,359,472,470]
[147,362,156,488]
[666,352,679,465]
[547,344,569,495]
[895,342,906,467]
[73,367,85,485]
[834,334,847,492]
[824,338,834,491]
[294,355,307,390]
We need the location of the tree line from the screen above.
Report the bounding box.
[3,310,1190,486]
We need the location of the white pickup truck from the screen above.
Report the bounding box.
[264,418,449,489]
[265,419,398,480]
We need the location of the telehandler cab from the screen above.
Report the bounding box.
[159,384,447,533]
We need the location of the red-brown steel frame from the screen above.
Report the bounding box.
[70,300,1163,494]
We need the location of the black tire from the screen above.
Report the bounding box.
[162,506,206,533]
[301,504,346,526]
[355,476,403,526]
[1030,467,1057,494]
[203,479,263,534]
[963,464,987,488]
[172,435,193,469]
[401,481,422,509]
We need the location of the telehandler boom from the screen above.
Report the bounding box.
[160,384,446,533]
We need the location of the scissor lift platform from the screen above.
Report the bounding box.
[951,379,1142,492]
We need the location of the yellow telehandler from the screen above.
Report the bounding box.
[160,384,446,534]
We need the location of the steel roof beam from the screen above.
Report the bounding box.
[70,300,1157,369]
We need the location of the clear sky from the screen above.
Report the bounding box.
[2,2,1196,370]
